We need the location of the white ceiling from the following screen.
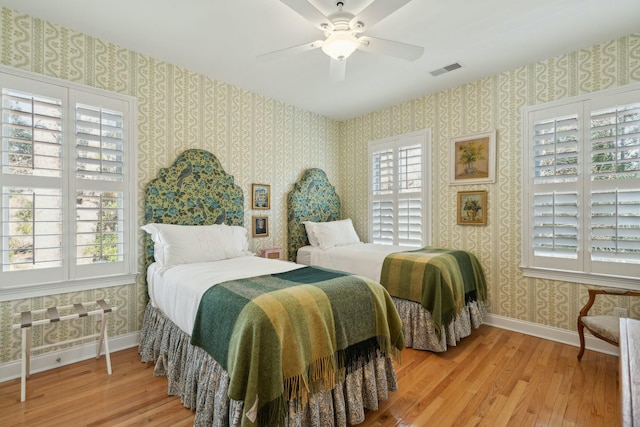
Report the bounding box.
[2,0,640,120]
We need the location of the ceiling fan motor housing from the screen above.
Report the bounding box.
[321,2,362,60]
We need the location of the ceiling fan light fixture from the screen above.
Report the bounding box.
[322,32,359,60]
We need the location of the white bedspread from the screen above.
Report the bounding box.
[147,256,303,335]
[297,243,410,282]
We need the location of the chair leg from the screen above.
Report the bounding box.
[577,320,586,361]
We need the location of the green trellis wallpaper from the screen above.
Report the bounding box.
[338,34,640,330]
[0,7,339,364]
[0,5,638,367]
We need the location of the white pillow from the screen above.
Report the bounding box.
[302,221,320,246]
[312,219,361,249]
[141,223,250,265]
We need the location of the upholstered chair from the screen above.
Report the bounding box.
[577,288,640,361]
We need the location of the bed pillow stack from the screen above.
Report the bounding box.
[141,223,251,266]
[303,219,361,249]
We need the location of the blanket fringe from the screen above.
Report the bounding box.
[258,336,397,426]
[257,395,286,427]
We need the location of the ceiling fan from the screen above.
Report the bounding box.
[258,0,424,81]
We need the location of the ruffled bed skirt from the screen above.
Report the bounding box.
[393,298,485,352]
[139,303,398,426]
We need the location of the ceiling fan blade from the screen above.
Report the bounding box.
[330,58,346,82]
[351,0,412,31]
[257,40,323,62]
[358,36,424,61]
[280,0,334,30]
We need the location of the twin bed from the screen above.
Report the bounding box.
[140,150,487,426]
[288,168,487,352]
[139,150,403,427]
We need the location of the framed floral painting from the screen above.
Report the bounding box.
[457,190,487,226]
[450,130,496,185]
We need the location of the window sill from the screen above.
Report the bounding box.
[521,267,640,291]
[0,273,139,302]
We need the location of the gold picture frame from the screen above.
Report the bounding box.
[251,184,270,210]
[450,130,496,185]
[252,216,269,237]
[457,191,487,226]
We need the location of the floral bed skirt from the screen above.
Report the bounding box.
[139,303,398,426]
[394,298,485,352]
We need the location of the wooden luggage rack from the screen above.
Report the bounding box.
[12,299,115,402]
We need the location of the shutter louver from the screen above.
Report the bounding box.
[372,199,394,244]
[591,190,640,263]
[1,187,63,271]
[1,89,63,177]
[76,190,124,265]
[76,104,124,182]
[398,198,422,247]
[533,116,578,184]
[533,192,578,258]
[372,149,393,195]
[590,103,640,180]
[398,144,422,192]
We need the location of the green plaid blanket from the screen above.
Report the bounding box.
[191,266,404,426]
[380,247,487,332]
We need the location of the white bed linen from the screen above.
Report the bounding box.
[297,243,410,282]
[147,256,303,335]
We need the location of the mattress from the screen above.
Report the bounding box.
[147,255,303,334]
[297,243,407,282]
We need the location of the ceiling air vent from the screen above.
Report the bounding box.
[430,62,462,77]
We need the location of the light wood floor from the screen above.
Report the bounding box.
[0,325,620,426]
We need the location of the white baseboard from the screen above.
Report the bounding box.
[484,313,619,357]
[0,332,140,384]
[0,316,618,385]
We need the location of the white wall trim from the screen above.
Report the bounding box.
[0,332,139,384]
[0,316,618,385]
[484,313,619,357]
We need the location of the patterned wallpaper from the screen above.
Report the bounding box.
[0,7,339,364]
[0,6,637,366]
[339,33,640,330]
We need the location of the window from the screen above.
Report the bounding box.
[0,66,137,300]
[369,129,431,247]
[522,83,640,288]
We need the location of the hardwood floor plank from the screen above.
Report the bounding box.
[0,325,620,426]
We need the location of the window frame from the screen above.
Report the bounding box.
[0,65,138,301]
[368,129,432,248]
[521,82,640,290]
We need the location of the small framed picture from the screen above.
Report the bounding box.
[457,191,487,226]
[252,184,270,210]
[252,216,269,237]
[450,130,496,185]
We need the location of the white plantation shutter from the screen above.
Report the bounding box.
[372,148,394,244]
[1,81,66,283]
[531,113,580,266]
[588,98,640,275]
[523,83,640,285]
[0,67,136,297]
[72,92,130,279]
[369,130,431,248]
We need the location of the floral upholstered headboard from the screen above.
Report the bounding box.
[143,149,244,267]
[287,168,341,262]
